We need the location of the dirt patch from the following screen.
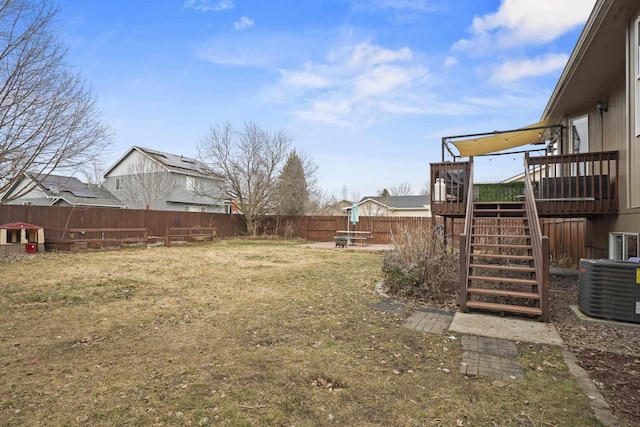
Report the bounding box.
[550,275,640,426]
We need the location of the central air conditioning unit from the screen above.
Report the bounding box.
[578,259,640,324]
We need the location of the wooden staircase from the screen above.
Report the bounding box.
[458,157,550,322]
[461,202,545,318]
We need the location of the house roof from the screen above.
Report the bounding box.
[104,146,221,179]
[357,195,430,210]
[542,0,636,121]
[35,173,97,198]
[27,173,125,208]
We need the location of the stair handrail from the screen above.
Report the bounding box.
[459,157,474,309]
[523,153,550,322]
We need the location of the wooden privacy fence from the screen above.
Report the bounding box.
[0,205,245,239]
[258,215,441,245]
[258,215,586,264]
[0,205,586,262]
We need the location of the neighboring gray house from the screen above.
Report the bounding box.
[1,172,125,208]
[103,146,228,212]
[352,195,431,217]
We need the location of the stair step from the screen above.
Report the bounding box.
[470,243,531,250]
[465,301,542,316]
[467,287,540,299]
[473,202,525,207]
[469,253,534,261]
[469,264,535,273]
[474,209,526,214]
[472,223,529,229]
[471,233,530,239]
[468,275,538,286]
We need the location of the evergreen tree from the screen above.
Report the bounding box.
[276,150,309,216]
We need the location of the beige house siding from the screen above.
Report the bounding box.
[631,5,640,208]
[586,10,640,258]
[389,209,430,217]
[358,200,390,216]
[355,199,431,217]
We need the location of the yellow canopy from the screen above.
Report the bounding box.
[451,120,550,157]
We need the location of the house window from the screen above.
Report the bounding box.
[609,232,639,261]
[186,176,201,192]
[570,115,588,175]
[115,178,124,191]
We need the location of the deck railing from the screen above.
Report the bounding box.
[523,158,550,322]
[430,161,471,217]
[458,157,474,311]
[431,151,618,218]
[525,151,618,216]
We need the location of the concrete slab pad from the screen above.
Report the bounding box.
[569,305,640,329]
[449,312,564,346]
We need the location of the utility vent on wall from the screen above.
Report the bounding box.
[578,259,640,324]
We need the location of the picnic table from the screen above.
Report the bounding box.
[335,230,373,247]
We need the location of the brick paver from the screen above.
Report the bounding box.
[403,308,524,380]
[403,307,455,335]
[459,335,523,380]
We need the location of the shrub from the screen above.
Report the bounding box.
[382,225,458,300]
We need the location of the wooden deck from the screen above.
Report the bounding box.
[430,151,619,218]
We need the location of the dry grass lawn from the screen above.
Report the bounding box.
[0,240,602,426]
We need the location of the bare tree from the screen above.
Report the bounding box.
[123,155,176,210]
[307,190,337,215]
[420,181,431,197]
[81,157,107,185]
[0,0,112,202]
[389,182,413,196]
[198,120,290,236]
[341,185,349,202]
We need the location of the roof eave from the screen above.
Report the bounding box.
[542,0,608,121]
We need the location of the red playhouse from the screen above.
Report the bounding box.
[0,222,45,255]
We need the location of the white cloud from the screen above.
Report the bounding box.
[195,30,482,126]
[234,16,254,31]
[280,70,331,88]
[443,56,457,68]
[296,98,352,126]
[275,42,430,125]
[184,0,234,13]
[353,65,420,98]
[455,0,596,51]
[490,53,569,83]
[345,43,412,68]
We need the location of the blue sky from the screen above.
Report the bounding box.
[57,0,596,199]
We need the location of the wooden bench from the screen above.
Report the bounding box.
[166,227,217,247]
[45,228,149,251]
